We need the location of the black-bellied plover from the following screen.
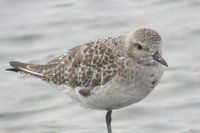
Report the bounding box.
[7,28,168,133]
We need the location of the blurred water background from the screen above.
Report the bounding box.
[1,0,200,133]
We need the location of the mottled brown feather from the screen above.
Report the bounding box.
[7,36,126,89]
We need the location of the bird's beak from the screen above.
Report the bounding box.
[152,52,168,67]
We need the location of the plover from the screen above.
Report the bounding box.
[7,28,168,133]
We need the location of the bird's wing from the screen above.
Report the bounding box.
[7,61,59,79]
[7,39,123,89]
[45,40,122,88]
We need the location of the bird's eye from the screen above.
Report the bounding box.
[136,44,143,50]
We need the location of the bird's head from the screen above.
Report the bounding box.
[126,28,168,67]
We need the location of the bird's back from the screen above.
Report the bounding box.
[7,36,126,90]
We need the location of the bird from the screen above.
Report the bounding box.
[6,28,168,133]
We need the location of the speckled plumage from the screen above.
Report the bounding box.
[23,35,126,88]
[7,28,168,133]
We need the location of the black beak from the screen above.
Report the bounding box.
[152,52,168,67]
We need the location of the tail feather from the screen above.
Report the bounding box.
[6,68,20,72]
[6,61,44,78]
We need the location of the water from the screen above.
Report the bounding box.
[1,0,200,133]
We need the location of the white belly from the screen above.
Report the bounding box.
[67,65,164,110]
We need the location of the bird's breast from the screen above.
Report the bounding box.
[72,64,164,110]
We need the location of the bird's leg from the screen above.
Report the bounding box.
[105,110,112,133]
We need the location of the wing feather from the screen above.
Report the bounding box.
[7,37,124,89]
[7,61,44,78]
